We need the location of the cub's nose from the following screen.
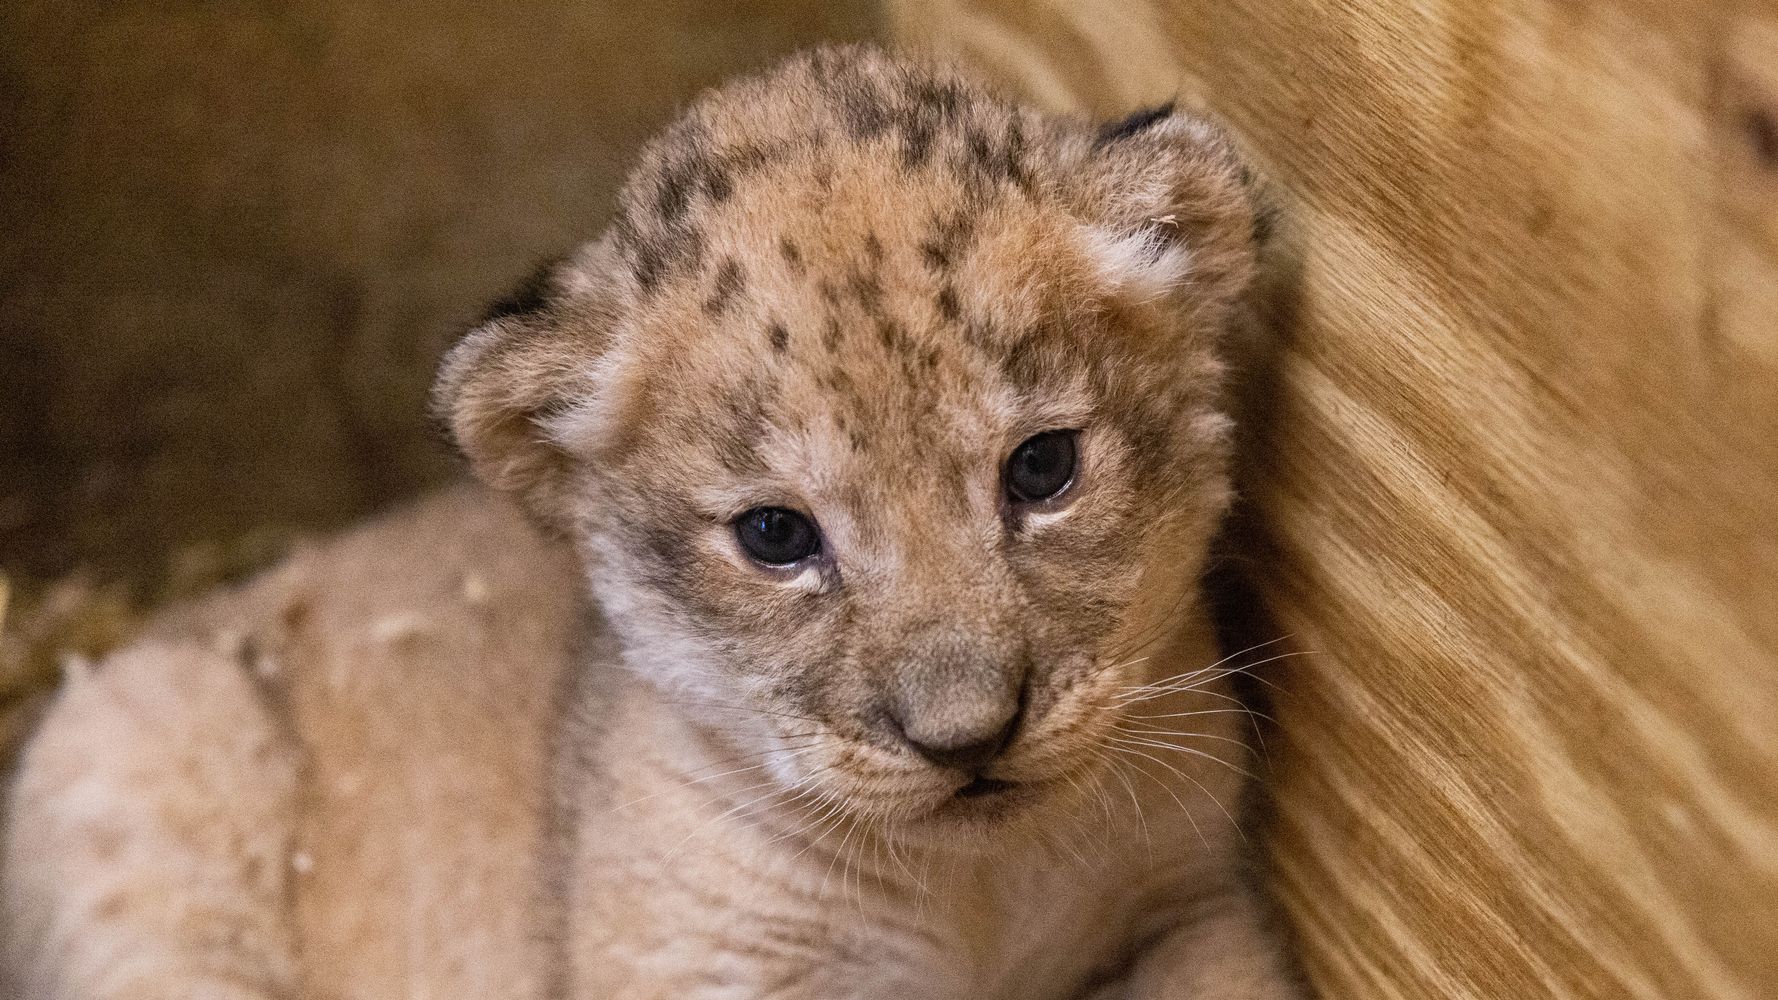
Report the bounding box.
[883,627,1029,775]
[891,703,1022,775]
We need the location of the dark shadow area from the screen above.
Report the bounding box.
[0,0,878,766]
[1204,180,1316,996]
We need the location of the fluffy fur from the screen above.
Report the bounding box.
[2,46,1296,999]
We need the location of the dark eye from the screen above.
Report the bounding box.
[1004,430,1078,504]
[734,507,821,566]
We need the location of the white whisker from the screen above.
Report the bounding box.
[1116,649,1309,704]
[1112,726,1252,751]
[1107,745,1209,852]
[1115,634,1293,694]
[1108,734,1256,781]
[1128,706,1274,724]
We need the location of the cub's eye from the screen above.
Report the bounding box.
[734,507,821,566]
[1004,430,1078,504]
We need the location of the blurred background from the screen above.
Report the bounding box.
[0,0,877,757]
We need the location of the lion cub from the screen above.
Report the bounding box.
[2,46,1297,1000]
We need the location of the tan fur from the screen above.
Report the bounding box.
[2,47,1295,999]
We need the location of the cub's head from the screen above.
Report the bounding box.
[437,46,1260,842]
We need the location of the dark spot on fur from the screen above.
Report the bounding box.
[639,223,707,288]
[280,597,312,634]
[1096,103,1176,148]
[837,78,890,140]
[478,255,564,324]
[998,118,1032,191]
[632,246,664,292]
[935,284,961,323]
[234,634,263,672]
[898,79,965,169]
[1747,106,1778,169]
[822,317,843,352]
[779,237,805,274]
[768,321,790,353]
[704,258,745,316]
[848,269,884,317]
[909,78,963,117]
[704,165,734,203]
[957,119,1031,192]
[647,135,771,228]
[863,231,884,265]
[902,119,936,168]
[849,429,866,452]
[920,211,976,273]
[740,142,778,172]
[617,213,667,294]
[655,161,696,221]
[966,128,994,175]
[91,891,130,918]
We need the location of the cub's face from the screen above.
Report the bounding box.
[438,48,1259,841]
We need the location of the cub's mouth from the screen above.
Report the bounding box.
[928,774,1046,825]
[956,776,1017,799]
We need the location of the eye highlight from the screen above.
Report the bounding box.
[1004,430,1078,505]
[734,507,821,566]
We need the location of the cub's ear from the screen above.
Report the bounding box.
[1067,103,1264,317]
[433,236,630,531]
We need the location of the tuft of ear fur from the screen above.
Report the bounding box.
[1078,223,1195,304]
[1068,104,1261,318]
[433,237,627,531]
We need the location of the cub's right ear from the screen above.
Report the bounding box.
[1066,104,1261,324]
[433,236,629,532]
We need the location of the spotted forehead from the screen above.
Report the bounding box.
[610,47,1043,298]
[617,154,1107,486]
[590,50,1162,508]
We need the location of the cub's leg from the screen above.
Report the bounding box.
[1091,880,1302,1000]
[2,641,300,1000]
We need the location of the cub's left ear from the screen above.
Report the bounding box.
[433,236,630,532]
[1067,103,1263,315]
